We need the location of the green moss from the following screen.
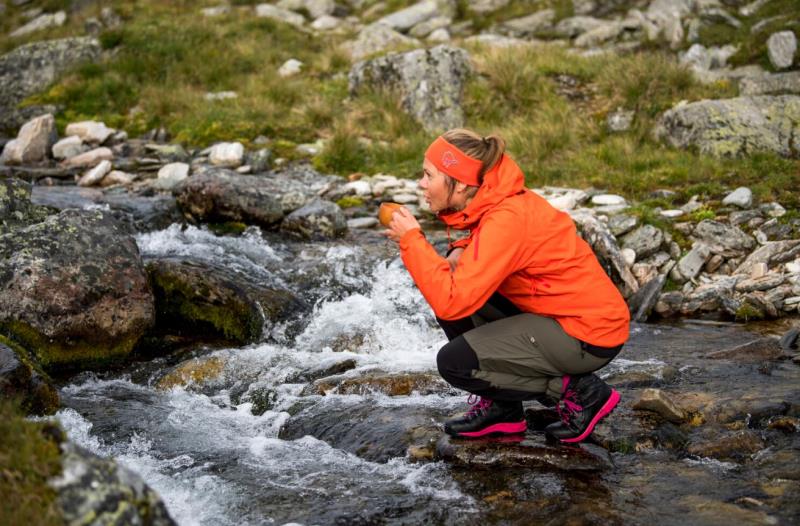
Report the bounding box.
[207,221,247,236]
[688,207,716,222]
[0,335,59,415]
[336,196,365,209]
[0,398,63,526]
[735,302,765,322]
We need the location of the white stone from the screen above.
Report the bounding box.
[660,209,684,218]
[681,44,711,71]
[278,59,304,78]
[767,31,797,70]
[377,0,440,32]
[750,262,769,279]
[311,15,341,31]
[100,170,135,187]
[343,180,372,196]
[236,165,252,174]
[255,4,305,27]
[372,179,403,196]
[201,5,230,17]
[0,113,56,164]
[347,217,379,229]
[591,194,626,206]
[155,162,190,190]
[62,147,113,168]
[546,194,578,211]
[65,121,115,145]
[786,260,800,274]
[78,159,112,187]
[621,248,637,267]
[784,296,800,306]
[427,28,450,42]
[677,242,711,281]
[10,10,66,37]
[295,141,323,156]
[722,186,753,208]
[52,136,86,160]
[204,91,238,101]
[391,192,418,204]
[209,142,245,167]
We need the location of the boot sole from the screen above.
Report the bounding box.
[452,420,527,438]
[560,389,620,444]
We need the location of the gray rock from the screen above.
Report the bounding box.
[101,170,135,187]
[735,274,786,293]
[280,198,347,240]
[408,16,451,38]
[349,45,471,133]
[740,71,800,95]
[0,113,57,164]
[608,214,638,236]
[52,136,86,160]
[591,193,626,206]
[278,58,303,77]
[0,340,59,415]
[77,159,112,187]
[654,290,684,316]
[676,242,711,282]
[10,10,66,38]
[0,209,154,370]
[722,186,753,208]
[729,209,763,226]
[622,224,664,259]
[680,277,740,314]
[628,274,666,322]
[680,43,711,71]
[707,337,784,362]
[377,0,451,32]
[571,211,639,297]
[277,0,335,19]
[53,442,176,526]
[0,178,53,235]
[500,9,555,38]
[767,31,797,70]
[209,142,245,167]
[65,120,115,145]
[655,96,800,158]
[246,148,272,173]
[469,0,510,14]
[574,21,623,48]
[693,219,756,257]
[61,146,113,168]
[633,388,686,423]
[254,3,305,27]
[154,162,190,190]
[342,23,419,61]
[607,108,634,132]
[146,257,306,344]
[554,16,607,38]
[0,38,101,133]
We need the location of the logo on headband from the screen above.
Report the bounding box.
[442,151,458,168]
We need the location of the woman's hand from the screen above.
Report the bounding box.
[446,247,464,271]
[383,206,421,243]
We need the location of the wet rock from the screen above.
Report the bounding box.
[62,146,114,168]
[779,327,799,351]
[0,338,59,415]
[603,363,679,389]
[686,429,765,461]
[722,186,753,208]
[154,162,190,190]
[348,45,471,132]
[435,433,612,472]
[0,38,101,133]
[155,355,225,390]
[52,441,176,526]
[280,198,347,240]
[767,31,797,70]
[65,120,115,145]
[255,3,305,27]
[288,358,358,383]
[693,220,756,257]
[279,401,449,462]
[628,274,666,322]
[146,257,306,345]
[0,113,57,165]
[681,495,780,525]
[633,388,686,423]
[655,96,800,158]
[740,71,800,96]
[0,209,154,370]
[571,212,639,298]
[621,225,664,259]
[77,159,112,187]
[706,337,785,362]
[753,447,800,480]
[310,372,449,396]
[174,169,285,228]
[0,178,53,235]
[342,23,419,61]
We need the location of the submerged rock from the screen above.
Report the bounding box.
[52,441,176,526]
[706,337,785,362]
[686,429,765,461]
[155,355,225,391]
[309,371,450,396]
[0,209,154,370]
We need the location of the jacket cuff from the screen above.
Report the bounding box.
[399,228,423,250]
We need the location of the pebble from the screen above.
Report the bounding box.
[591,194,626,206]
[722,186,753,208]
[660,209,684,218]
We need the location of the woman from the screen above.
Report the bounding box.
[384,129,630,443]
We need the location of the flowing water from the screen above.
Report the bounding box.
[52,224,800,525]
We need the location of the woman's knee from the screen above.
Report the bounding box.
[436,336,479,380]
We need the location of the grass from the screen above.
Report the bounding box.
[0,399,63,526]
[1,0,798,210]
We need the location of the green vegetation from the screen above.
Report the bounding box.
[1,0,798,209]
[0,399,63,526]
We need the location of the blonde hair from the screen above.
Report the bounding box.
[441,128,506,198]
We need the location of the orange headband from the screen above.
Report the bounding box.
[424,136,482,187]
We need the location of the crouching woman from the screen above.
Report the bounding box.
[384,129,630,443]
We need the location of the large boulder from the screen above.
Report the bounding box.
[52,442,176,526]
[0,178,53,235]
[0,113,58,165]
[0,209,154,370]
[0,38,101,133]
[145,257,307,345]
[655,95,800,158]
[349,45,472,132]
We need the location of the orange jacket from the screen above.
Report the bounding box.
[399,154,630,347]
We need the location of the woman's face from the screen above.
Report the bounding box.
[419,159,453,214]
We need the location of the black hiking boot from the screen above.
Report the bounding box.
[444,395,526,438]
[545,374,620,443]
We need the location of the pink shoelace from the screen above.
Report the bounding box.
[556,376,583,424]
[465,394,492,417]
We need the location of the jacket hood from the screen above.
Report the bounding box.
[438,154,526,230]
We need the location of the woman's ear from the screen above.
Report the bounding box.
[454,181,470,195]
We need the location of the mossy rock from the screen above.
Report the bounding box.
[0,336,59,415]
[155,356,225,391]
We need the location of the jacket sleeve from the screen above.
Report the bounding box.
[399,210,525,320]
